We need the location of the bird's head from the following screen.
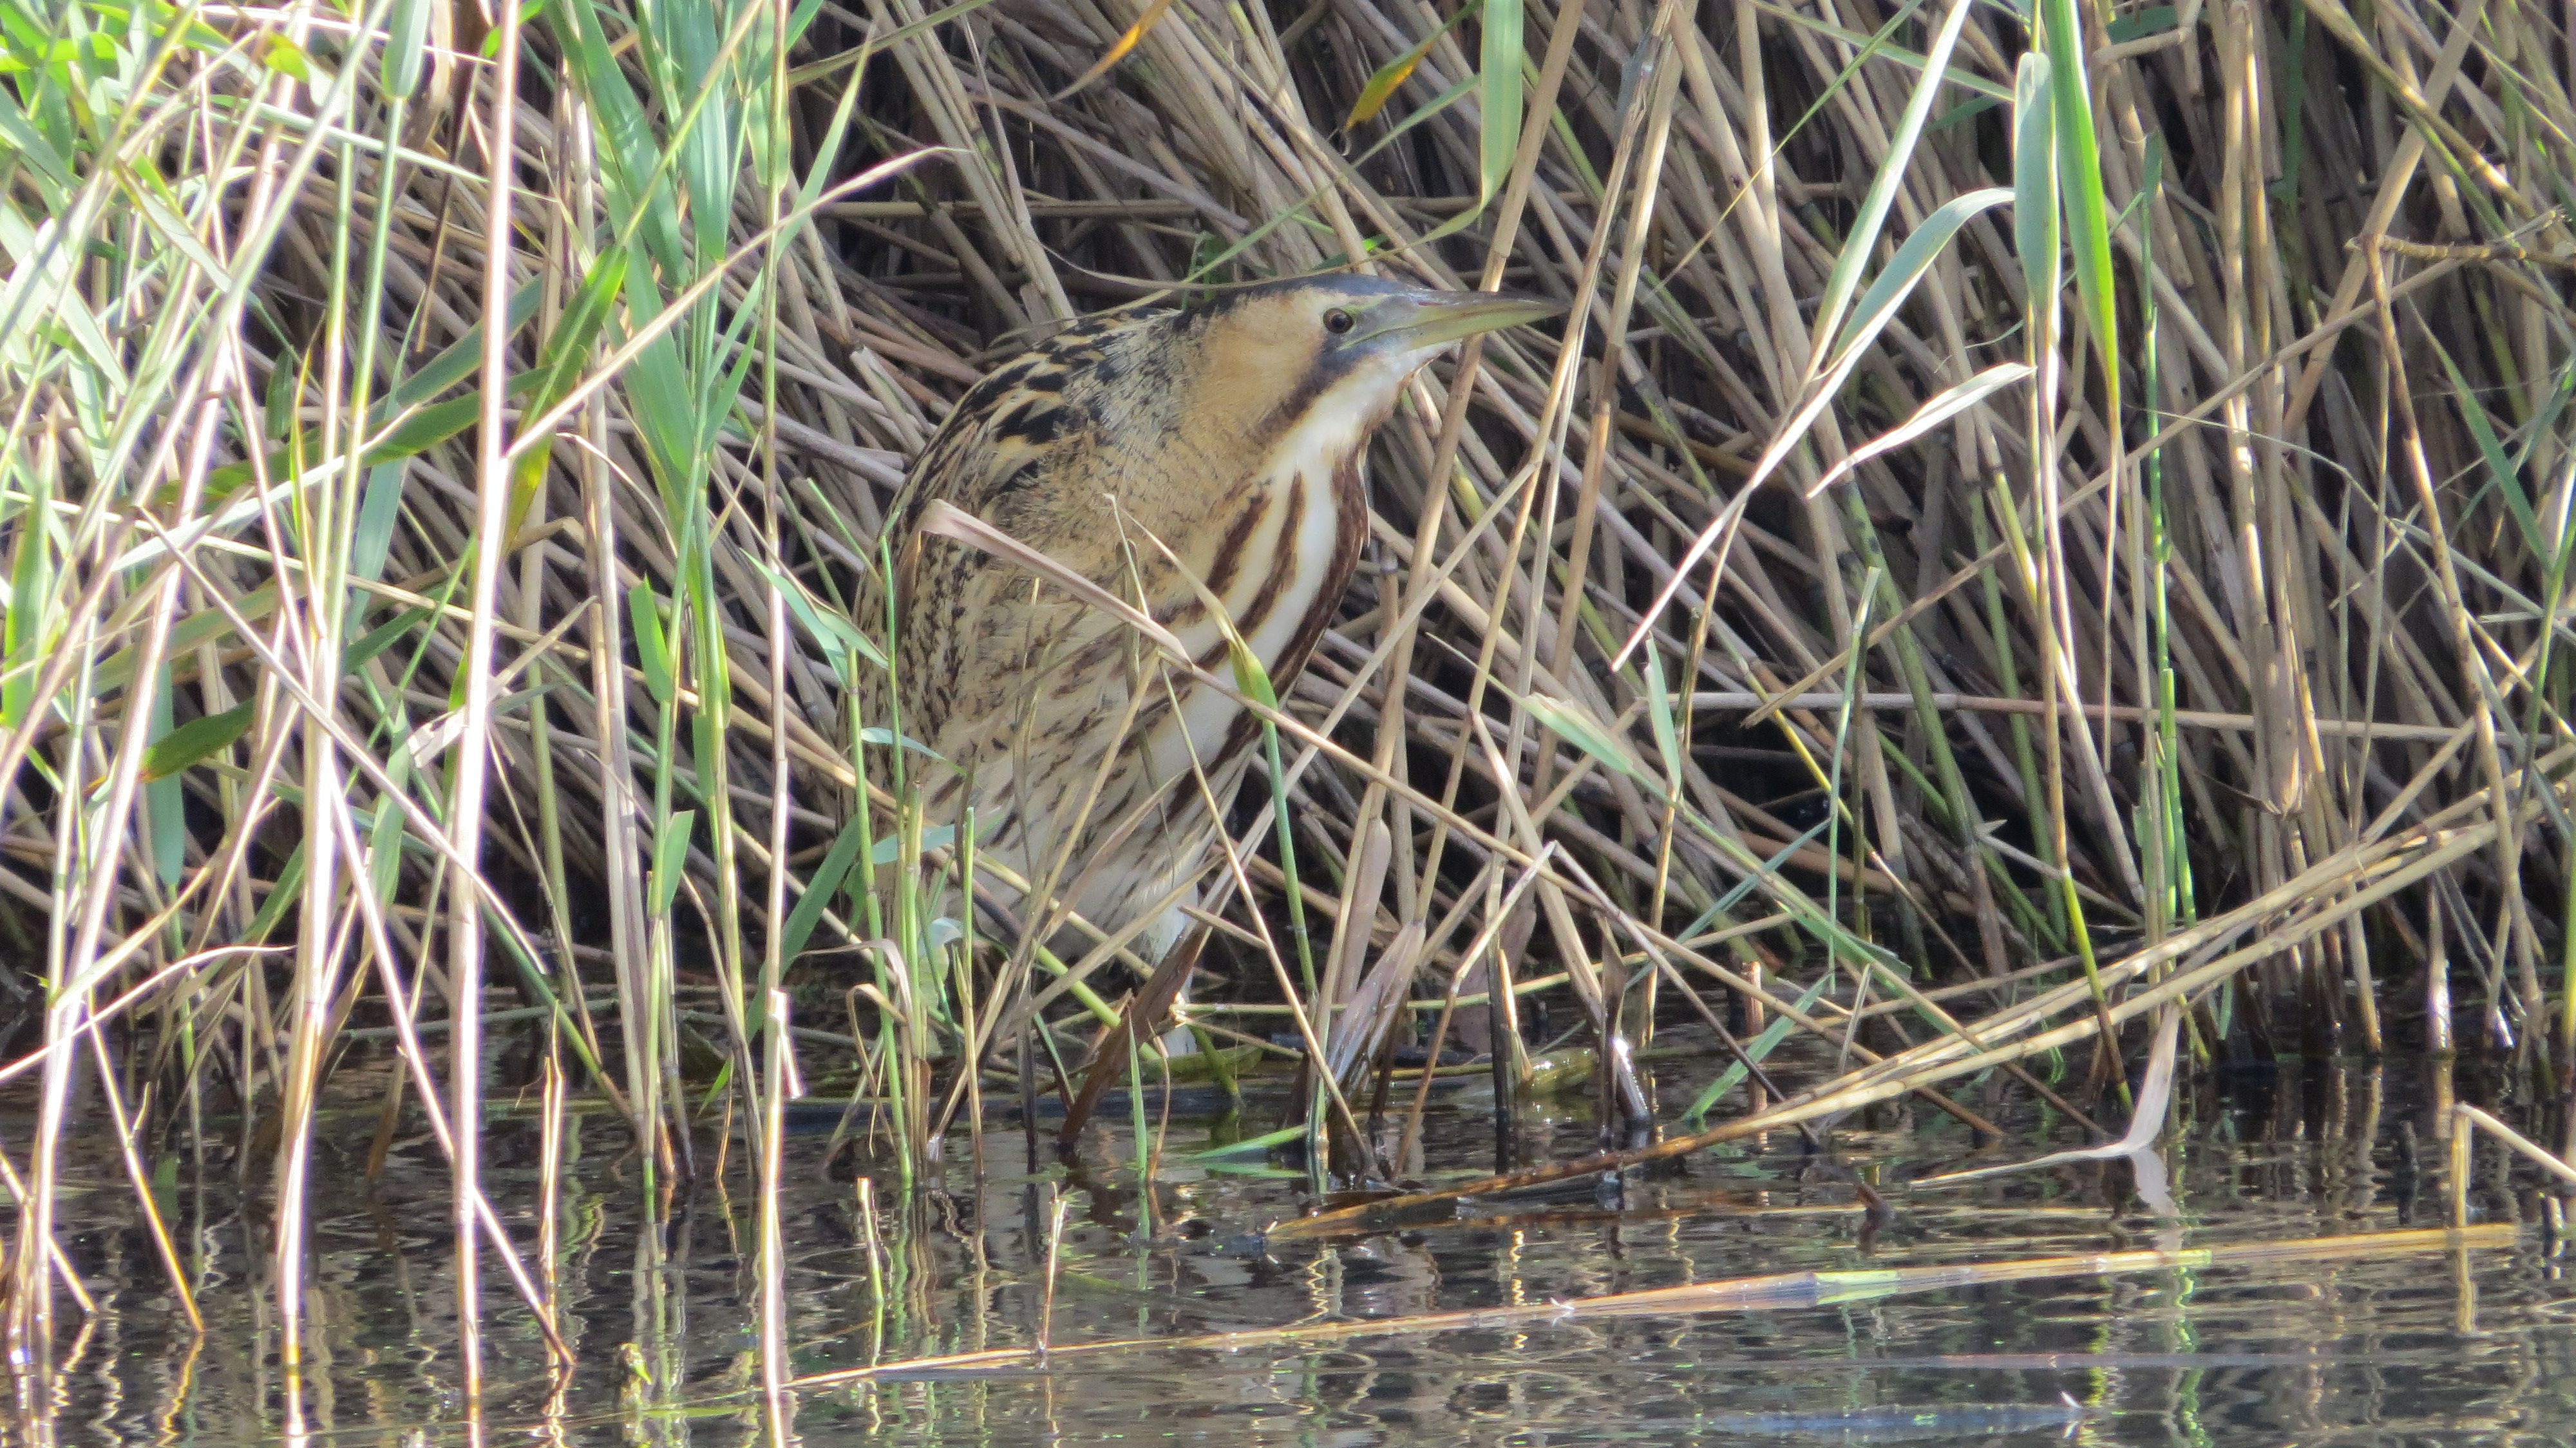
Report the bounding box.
[931,276,1560,541]
[1173,275,1562,452]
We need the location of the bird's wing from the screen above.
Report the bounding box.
[869,345,1141,757]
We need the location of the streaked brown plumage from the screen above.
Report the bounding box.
[860,275,1557,964]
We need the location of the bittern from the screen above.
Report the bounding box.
[861,274,1559,970]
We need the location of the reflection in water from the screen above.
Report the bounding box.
[6,1048,2574,1445]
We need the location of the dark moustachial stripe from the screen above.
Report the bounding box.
[1254,345,1363,453]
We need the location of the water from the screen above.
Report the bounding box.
[12,1042,2576,1445]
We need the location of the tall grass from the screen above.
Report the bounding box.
[0,0,2571,1393]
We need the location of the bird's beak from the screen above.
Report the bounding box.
[1361,290,1565,352]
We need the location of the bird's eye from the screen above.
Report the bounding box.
[1323,308,1355,336]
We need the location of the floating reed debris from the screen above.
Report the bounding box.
[793,1224,2522,1386]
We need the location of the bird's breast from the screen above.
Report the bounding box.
[1146,426,1363,782]
[1217,400,1379,648]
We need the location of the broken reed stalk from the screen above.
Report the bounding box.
[1,0,2572,1391]
[2448,1103,2576,1230]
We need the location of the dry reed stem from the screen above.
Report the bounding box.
[795,1223,2520,1385]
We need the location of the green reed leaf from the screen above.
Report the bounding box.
[141,701,254,781]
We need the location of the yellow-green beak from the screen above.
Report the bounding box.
[1361,289,1565,352]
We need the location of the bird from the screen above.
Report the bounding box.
[857,274,1559,986]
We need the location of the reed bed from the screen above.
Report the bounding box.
[1,0,2573,1398]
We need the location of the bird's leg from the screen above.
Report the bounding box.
[1158,975,1200,1060]
[1055,924,1210,1148]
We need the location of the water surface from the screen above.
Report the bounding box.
[15,1045,2575,1445]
